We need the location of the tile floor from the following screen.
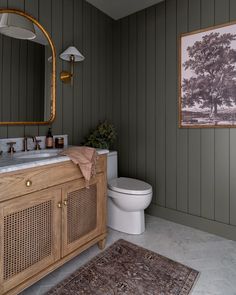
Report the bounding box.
[21,215,236,295]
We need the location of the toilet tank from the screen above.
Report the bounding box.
[107,151,118,181]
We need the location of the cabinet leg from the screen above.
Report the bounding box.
[98,238,106,250]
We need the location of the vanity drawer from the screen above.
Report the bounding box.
[0,155,106,202]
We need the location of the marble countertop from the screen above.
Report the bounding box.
[0,147,109,174]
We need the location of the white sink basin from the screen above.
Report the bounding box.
[13,148,109,160]
[14,150,59,160]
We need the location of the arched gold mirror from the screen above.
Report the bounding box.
[0,9,56,125]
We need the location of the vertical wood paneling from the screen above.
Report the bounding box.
[214,0,230,224]
[98,13,106,121]
[10,35,20,122]
[0,32,3,124]
[90,7,97,129]
[230,130,236,225]
[82,2,92,137]
[73,0,83,144]
[26,41,34,121]
[146,7,156,202]
[18,40,27,122]
[120,18,129,175]
[112,20,121,160]
[97,13,103,122]
[62,0,74,143]
[7,0,25,138]
[24,0,39,137]
[136,11,146,181]
[3,0,236,233]
[200,0,215,220]
[113,0,236,232]
[215,0,229,24]
[38,0,52,137]
[51,0,63,136]
[188,0,201,216]
[201,129,215,219]
[2,37,11,122]
[229,0,236,226]
[188,129,201,216]
[176,0,188,212]
[165,0,177,209]
[91,7,99,133]
[156,2,166,207]
[106,17,113,122]
[128,14,137,178]
[215,130,230,223]
[0,0,113,152]
[0,0,8,137]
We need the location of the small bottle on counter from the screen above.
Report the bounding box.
[55,137,64,149]
[46,128,54,149]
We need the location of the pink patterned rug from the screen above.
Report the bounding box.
[47,239,199,295]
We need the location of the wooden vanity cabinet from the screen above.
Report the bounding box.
[62,174,106,257]
[0,155,107,295]
[0,187,62,294]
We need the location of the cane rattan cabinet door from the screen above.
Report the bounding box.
[0,187,61,294]
[62,173,106,257]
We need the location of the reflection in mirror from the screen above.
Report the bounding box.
[0,11,55,124]
[0,13,36,40]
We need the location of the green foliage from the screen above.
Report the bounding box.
[83,121,116,149]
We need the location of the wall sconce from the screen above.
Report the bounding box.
[60,46,85,85]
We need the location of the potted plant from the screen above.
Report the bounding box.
[83,121,116,150]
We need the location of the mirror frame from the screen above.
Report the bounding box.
[0,9,56,125]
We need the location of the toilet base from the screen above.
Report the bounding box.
[108,198,145,234]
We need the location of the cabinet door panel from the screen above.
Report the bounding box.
[62,173,106,257]
[0,188,61,294]
[67,184,97,244]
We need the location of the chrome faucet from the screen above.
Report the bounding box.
[22,136,36,152]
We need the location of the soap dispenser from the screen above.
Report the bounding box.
[46,128,53,149]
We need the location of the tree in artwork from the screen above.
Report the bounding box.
[182,32,236,121]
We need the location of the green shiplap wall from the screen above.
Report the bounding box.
[113,0,236,240]
[0,0,113,144]
[1,0,236,240]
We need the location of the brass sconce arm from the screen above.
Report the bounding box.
[60,46,84,86]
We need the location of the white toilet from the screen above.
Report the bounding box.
[107,151,152,234]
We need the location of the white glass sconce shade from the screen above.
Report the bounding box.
[60,46,85,62]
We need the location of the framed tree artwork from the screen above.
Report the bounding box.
[179,21,236,128]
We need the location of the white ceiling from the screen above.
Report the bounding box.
[86,0,164,20]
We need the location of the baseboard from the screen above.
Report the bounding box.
[147,204,236,241]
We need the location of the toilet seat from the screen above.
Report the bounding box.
[108,177,152,195]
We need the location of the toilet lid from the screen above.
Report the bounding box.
[108,177,152,195]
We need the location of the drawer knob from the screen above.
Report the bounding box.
[58,203,62,208]
[25,180,32,187]
[63,200,68,206]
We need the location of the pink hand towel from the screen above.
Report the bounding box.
[60,146,97,182]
